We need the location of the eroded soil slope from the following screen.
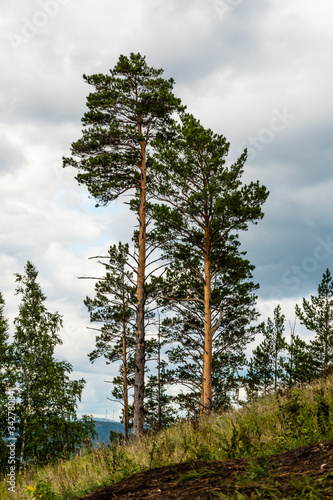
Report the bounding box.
[77,440,333,499]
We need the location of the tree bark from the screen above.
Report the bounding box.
[157,324,162,430]
[324,300,329,371]
[201,228,213,416]
[122,313,129,441]
[133,138,147,438]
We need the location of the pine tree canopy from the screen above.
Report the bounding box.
[63,52,183,206]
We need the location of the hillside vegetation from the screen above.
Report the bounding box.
[1,374,333,499]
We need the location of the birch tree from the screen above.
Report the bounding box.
[12,261,95,467]
[0,292,11,474]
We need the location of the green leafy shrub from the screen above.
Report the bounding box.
[33,480,59,500]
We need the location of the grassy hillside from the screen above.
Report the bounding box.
[1,375,333,499]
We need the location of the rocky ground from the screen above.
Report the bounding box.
[77,440,333,499]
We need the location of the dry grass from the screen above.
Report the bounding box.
[1,375,333,499]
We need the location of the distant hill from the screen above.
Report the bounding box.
[2,418,125,448]
[93,418,125,445]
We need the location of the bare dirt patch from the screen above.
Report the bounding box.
[76,440,333,499]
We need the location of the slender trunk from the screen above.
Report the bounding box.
[289,334,294,387]
[20,412,27,468]
[201,228,212,416]
[133,137,147,438]
[324,303,329,371]
[20,376,31,469]
[200,383,204,416]
[121,270,129,440]
[157,324,161,430]
[122,315,129,441]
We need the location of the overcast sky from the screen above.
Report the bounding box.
[1,0,333,419]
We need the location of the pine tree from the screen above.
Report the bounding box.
[110,359,135,435]
[144,318,177,429]
[260,305,286,391]
[151,113,268,415]
[246,305,286,397]
[282,323,320,386]
[295,268,333,371]
[63,53,183,436]
[85,243,136,440]
[12,261,95,467]
[164,297,251,417]
[246,340,274,399]
[85,243,174,433]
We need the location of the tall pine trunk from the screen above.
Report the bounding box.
[324,301,329,371]
[133,139,147,438]
[122,312,129,440]
[157,324,162,430]
[120,269,130,440]
[201,228,212,416]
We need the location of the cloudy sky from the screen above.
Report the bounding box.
[1,0,333,419]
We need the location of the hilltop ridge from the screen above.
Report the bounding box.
[76,439,333,499]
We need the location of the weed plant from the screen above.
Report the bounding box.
[214,461,333,499]
[1,375,332,499]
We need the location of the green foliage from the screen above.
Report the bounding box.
[84,243,175,433]
[216,461,333,499]
[0,292,11,385]
[295,268,333,370]
[64,53,184,435]
[222,421,259,459]
[33,480,60,500]
[152,112,269,244]
[63,52,183,206]
[177,467,217,482]
[282,329,320,387]
[0,292,12,475]
[246,305,287,398]
[143,320,177,429]
[85,243,136,436]
[220,377,333,460]
[4,261,96,470]
[276,386,332,445]
[144,373,177,429]
[109,430,123,445]
[85,243,136,366]
[166,329,249,417]
[1,375,333,499]
[249,276,333,394]
[150,113,268,414]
